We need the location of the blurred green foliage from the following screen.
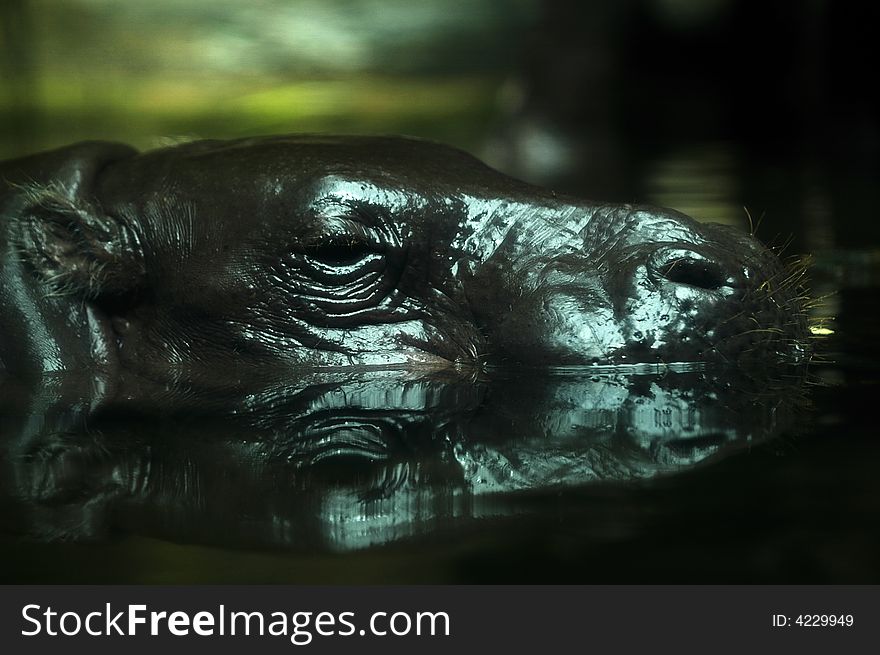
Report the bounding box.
[0,0,538,157]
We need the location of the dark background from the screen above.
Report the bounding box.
[2,0,878,244]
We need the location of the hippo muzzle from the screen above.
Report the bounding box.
[0,135,810,396]
[466,204,809,368]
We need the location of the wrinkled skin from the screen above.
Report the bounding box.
[0,136,809,403]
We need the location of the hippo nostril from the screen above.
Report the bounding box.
[660,258,726,290]
[649,248,727,290]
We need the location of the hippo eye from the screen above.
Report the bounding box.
[276,212,401,320]
[303,239,378,266]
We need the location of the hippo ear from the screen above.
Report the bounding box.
[4,141,144,298]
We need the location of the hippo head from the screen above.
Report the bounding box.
[1,136,810,394]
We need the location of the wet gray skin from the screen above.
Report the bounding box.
[0,136,810,404]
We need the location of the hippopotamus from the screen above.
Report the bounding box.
[0,135,809,401]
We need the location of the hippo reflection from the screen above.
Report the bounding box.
[0,368,805,551]
[0,136,810,400]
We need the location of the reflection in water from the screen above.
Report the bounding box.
[0,366,807,552]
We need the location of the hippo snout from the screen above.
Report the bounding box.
[466,208,809,369]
